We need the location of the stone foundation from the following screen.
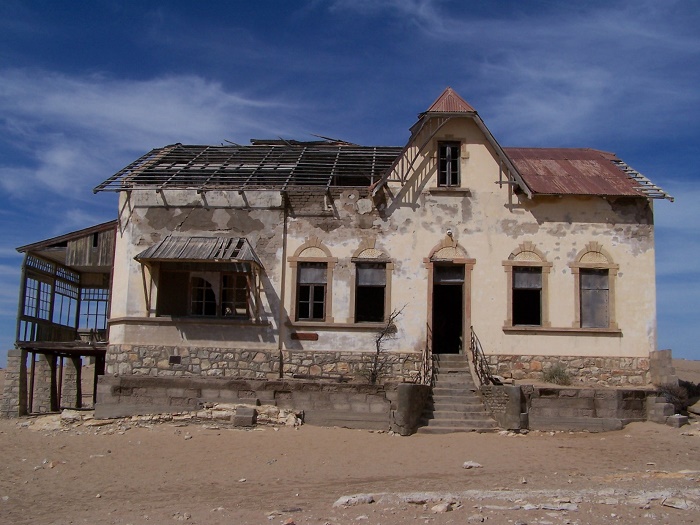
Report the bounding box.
[485,354,651,386]
[107,345,422,383]
[1,350,27,418]
[282,350,422,383]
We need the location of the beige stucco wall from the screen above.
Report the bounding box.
[107,115,657,378]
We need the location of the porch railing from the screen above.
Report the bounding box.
[421,323,436,386]
[469,326,498,387]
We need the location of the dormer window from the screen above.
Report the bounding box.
[438,141,460,187]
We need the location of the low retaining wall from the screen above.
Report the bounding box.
[95,375,400,430]
[481,384,672,432]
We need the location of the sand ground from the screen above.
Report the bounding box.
[0,360,698,525]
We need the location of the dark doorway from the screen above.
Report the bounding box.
[432,265,464,354]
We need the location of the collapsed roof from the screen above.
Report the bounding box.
[94,88,672,201]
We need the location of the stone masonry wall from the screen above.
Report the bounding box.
[282,350,422,383]
[1,349,26,418]
[486,354,650,386]
[107,345,422,384]
[106,345,281,380]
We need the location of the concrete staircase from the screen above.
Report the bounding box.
[417,354,498,434]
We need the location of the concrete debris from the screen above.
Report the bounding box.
[333,494,375,507]
[17,405,304,435]
[662,497,690,510]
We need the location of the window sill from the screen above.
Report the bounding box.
[287,321,387,331]
[109,316,271,327]
[427,187,471,196]
[502,325,622,336]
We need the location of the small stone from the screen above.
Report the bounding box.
[431,502,453,513]
[238,478,246,482]
[96,494,101,498]
[462,461,483,469]
[282,519,296,525]
[184,434,192,440]
[467,514,485,523]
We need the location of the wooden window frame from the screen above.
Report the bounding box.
[569,242,618,330]
[288,238,336,324]
[438,141,461,187]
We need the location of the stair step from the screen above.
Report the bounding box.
[421,408,491,420]
[416,425,498,434]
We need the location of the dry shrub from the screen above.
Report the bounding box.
[543,362,572,386]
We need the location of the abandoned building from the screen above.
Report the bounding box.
[2,87,680,432]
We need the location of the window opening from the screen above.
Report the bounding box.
[512,267,542,326]
[297,262,327,320]
[222,273,249,317]
[580,269,609,328]
[355,262,386,322]
[191,276,217,316]
[53,280,78,327]
[79,288,109,331]
[438,142,460,187]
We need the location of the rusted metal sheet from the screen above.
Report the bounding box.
[135,236,264,268]
[504,148,647,198]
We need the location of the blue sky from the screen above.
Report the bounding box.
[0,1,698,366]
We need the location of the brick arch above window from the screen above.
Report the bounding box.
[508,241,548,263]
[427,234,471,262]
[291,236,334,260]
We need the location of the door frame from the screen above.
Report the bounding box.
[424,256,475,355]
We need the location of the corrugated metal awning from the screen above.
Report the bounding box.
[135,236,264,269]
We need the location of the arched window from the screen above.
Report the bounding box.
[569,242,619,329]
[503,242,552,328]
[288,237,337,323]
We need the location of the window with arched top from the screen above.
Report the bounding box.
[349,240,393,323]
[502,242,552,328]
[569,242,619,329]
[288,237,337,323]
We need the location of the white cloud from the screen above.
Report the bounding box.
[0,69,305,198]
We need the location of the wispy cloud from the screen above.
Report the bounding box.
[0,69,303,198]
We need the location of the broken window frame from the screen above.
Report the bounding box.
[438,141,461,187]
[155,265,255,320]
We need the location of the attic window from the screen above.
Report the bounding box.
[438,142,460,187]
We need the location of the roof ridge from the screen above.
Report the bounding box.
[424,87,476,114]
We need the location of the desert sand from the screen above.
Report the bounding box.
[0,360,698,525]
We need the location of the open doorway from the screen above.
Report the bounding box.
[432,264,464,354]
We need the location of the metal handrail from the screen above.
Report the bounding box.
[470,326,497,387]
[421,323,435,386]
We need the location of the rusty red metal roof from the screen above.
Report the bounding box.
[424,87,476,114]
[504,148,651,198]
